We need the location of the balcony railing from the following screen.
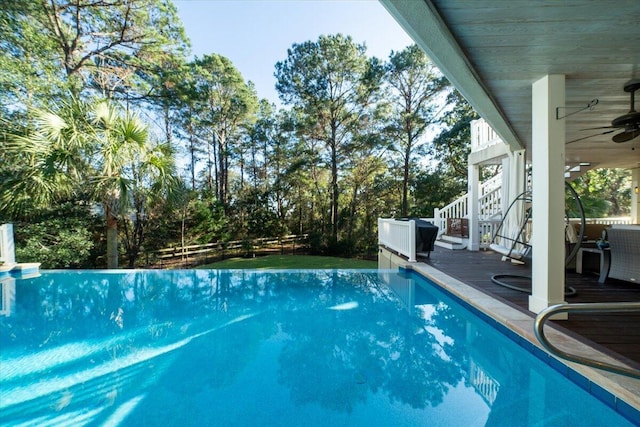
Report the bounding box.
[471,119,503,152]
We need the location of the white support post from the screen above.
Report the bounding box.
[468,163,480,251]
[509,150,526,199]
[408,220,417,262]
[631,168,639,224]
[506,150,527,244]
[0,224,16,266]
[529,75,567,316]
[433,208,441,235]
[501,156,511,215]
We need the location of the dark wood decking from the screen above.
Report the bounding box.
[420,247,640,368]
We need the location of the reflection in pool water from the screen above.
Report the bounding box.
[0,269,634,426]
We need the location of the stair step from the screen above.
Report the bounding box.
[439,235,467,244]
[435,239,467,250]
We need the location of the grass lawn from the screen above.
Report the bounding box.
[197,254,378,270]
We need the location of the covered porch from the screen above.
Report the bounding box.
[379,0,639,314]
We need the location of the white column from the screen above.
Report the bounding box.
[529,75,567,315]
[505,150,527,244]
[501,157,511,214]
[468,163,480,251]
[631,168,639,224]
[509,150,526,200]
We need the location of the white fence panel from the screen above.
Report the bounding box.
[378,219,417,262]
[0,224,15,265]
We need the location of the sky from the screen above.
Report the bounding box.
[173,0,414,105]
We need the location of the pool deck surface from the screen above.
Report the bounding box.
[382,247,640,414]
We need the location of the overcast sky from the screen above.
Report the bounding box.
[173,0,413,104]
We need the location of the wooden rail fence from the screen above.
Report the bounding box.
[146,234,310,268]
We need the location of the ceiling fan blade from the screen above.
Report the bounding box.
[566,129,616,144]
[612,129,640,143]
[579,126,617,130]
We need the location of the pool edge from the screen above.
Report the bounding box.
[396,258,640,424]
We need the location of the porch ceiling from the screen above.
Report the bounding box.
[381,0,640,170]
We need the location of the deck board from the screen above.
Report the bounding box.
[419,247,640,368]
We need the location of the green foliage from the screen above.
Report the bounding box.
[13,203,100,268]
[0,1,66,112]
[16,225,93,269]
[275,34,382,245]
[188,197,230,244]
[411,168,467,218]
[0,98,91,216]
[1,97,178,268]
[383,45,450,216]
[232,188,287,239]
[1,0,189,109]
[429,90,479,178]
[175,54,259,208]
[0,1,484,263]
[570,169,631,217]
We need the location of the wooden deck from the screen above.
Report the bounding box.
[420,247,640,369]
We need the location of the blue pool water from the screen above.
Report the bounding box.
[0,269,635,426]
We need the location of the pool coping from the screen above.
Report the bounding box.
[0,263,40,279]
[399,260,640,424]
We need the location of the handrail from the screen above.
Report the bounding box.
[534,302,640,379]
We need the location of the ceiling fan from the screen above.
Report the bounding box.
[567,79,640,144]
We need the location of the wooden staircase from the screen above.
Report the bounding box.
[434,218,469,250]
[434,234,467,250]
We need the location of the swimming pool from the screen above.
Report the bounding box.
[0,269,635,426]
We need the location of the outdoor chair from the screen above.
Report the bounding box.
[603,225,640,284]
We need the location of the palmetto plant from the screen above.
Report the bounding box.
[1,97,175,268]
[90,100,150,268]
[1,101,89,212]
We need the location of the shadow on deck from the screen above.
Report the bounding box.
[419,247,640,368]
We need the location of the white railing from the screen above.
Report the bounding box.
[471,119,503,152]
[378,217,499,256]
[378,218,417,262]
[479,173,503,219]
[433,172,504,234]
[484,218,632,251]
[481,172,502,195]
[479,220,502,249]
[433,194,467,234]
[0,224,15,266]
[378,216,632,259]
[379,172,503,254]
[479,186,502,219]
[584,217,632,225]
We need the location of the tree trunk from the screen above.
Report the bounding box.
[106,205,118,268]
[188,121,196,191]
[217,132,228,212]
[330,135,339,246]
[207,134,214,192]
[402,123,413,216]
